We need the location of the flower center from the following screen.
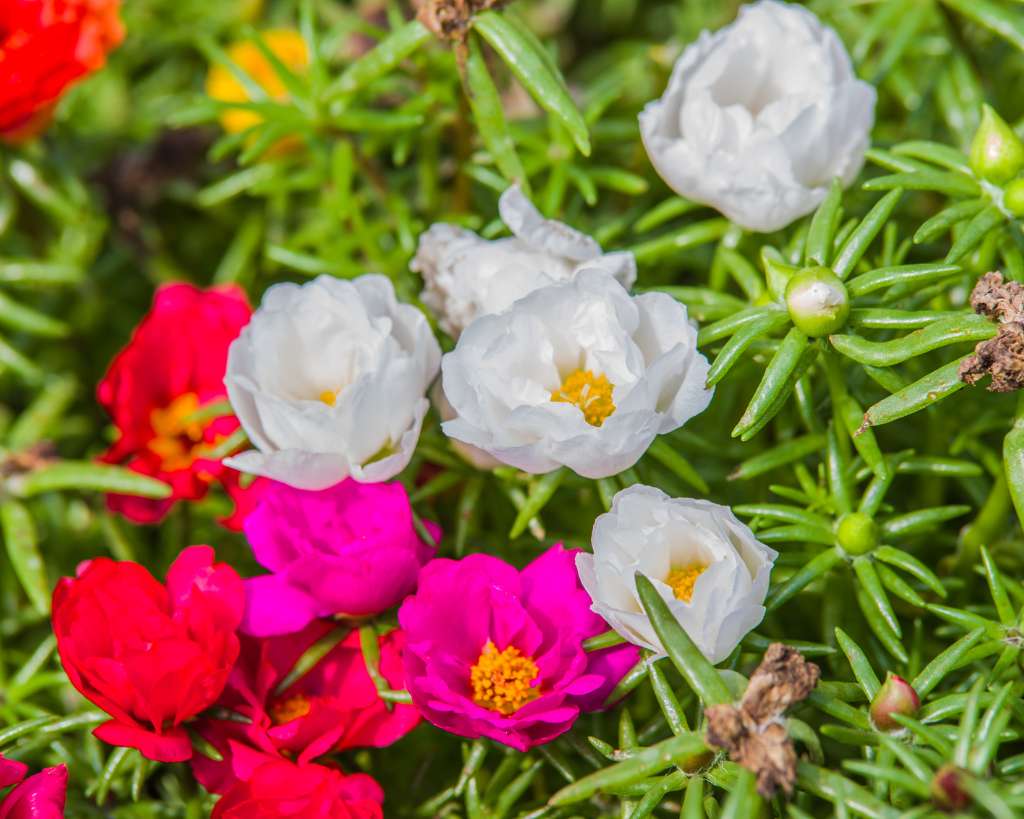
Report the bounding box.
[550,369,615,427]
[470,641,540,714]
[147,393,209,472]
[269,693,312,725]
[318,390,337,406]
[666,563,708,603]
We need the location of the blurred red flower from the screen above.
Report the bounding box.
[0,0,124,142]
[192,623,419,794]
[98,282,264,529]
[211,761,383,819]
[0,755,66,818]
[52,546,244,762]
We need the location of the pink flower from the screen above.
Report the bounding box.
[398,545,639,751]
[52,546,244,762]
[241,480,438,636]
[0,754,67,818]
[211,760,382,819]
[192,623,419,795]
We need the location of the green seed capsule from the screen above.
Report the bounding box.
[836,512,878,555]
[1005,178,1024,217]
[785,267,850,337]
[969,104,1024,184]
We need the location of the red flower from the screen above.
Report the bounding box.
[98,282,263,529]
[0,754,67,818]
[0,0,124,143]
[52,546,244,763]
[192,623,419,794]
[211,760,383,819]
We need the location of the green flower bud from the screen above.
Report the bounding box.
[1005,178,1024,217]
[869,672,919,731]
[836,512,877,555]
[784,267,850,337]
[969,104,1024,184]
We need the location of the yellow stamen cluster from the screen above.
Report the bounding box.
[550,369,616,427]
[469,641,540,714]
[666,563,708,603]
[269,693,312,725]
[148,392,208,472]
[319,390,337,406]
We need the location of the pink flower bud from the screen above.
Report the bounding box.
[870,673,920,731]
[931,764,971,812]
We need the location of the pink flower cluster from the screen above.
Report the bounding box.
[38,283,641,815]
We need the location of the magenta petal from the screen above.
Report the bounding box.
[241,574,319,637]
[575,643,642,712]
[241,479,437,621]
[0,756,27,789]
[0,765,67,819]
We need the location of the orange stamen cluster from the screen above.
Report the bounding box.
[550,369,616,427]
[469,641,540,714]
[269,693,312,725]
[666,563,708,603]
[148,393,209,471]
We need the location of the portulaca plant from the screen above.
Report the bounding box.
[6,0,1024,816]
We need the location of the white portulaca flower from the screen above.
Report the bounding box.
[639,0,876,233]
[411,184,636,337]
[440,271,713,479]
[577,485,777,663]
[224,274,440,489]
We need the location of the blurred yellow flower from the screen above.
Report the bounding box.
[205,29,308,135]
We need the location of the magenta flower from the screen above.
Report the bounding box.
[398,545,639,751]
[242,480,439,636]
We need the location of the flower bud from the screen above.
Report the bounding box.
[969,105,1024,184]
[784,267,850,337]
[836,512,878,555]
[1005,178,1024,217]
[869,672,919,731]
[931,764,971,812]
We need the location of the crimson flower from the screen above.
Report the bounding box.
[0,0,124,143]
[211,760,383,819]
[52,546,244,762]
[98,282,264,529]
[192,623,419,795]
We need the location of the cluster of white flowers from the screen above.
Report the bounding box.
[412,184,636,338]
[221,0,873,664]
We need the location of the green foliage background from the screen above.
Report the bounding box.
[5,0,1024,815]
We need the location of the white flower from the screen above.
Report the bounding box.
[411,184,636,337]
[639,0,876,233]
[224,274,440,489]
[440,271,713,479]
[576,484,777,663]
